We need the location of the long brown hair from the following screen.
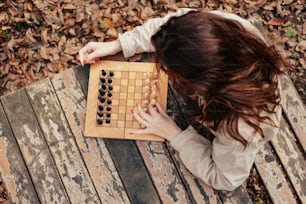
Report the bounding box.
[152,11,288,147]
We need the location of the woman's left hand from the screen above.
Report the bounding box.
[131,99,182,141]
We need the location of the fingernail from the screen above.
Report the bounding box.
[128,132,134,134]
[130,109,134,113]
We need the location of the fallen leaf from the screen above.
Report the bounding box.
[39,46,48,59]
[106,28,118,38]
[268,19,284,26]
[99,18,114,29]
[41,29,49,44]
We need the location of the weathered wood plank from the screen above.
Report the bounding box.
[136,141,191,203]
[279,75,306,153]
[26,79,100,204]
[0,100,39,204]
[271,117,306,203]
[1,89,69,204]
[217,187,253,204]
[167,144,222,204]
[255,142,296,204]
[167,86,221,204]
[51,68,130,203]
[74,65,161,204]
[104,139,161,204]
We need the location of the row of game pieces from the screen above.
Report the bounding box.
[141,72,158,112]
[97,69,114,125]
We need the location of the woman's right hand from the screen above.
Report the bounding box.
[79,40,122,65]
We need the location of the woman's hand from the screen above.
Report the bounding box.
[79,40,122,65]
[131,99,182,141]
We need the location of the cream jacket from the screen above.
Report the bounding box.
[118,8,282,191]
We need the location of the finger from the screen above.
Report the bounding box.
[129,128,150,135]
[148,102,159,118]
[137,104,151,121]
[155,102,167,116]
[79,44,92,65]
[133,111,150,127]
[87,51,101,63]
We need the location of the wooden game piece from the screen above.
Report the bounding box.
[97,119,103,125]
[107,92,112,97]
[107,99,112,105]
[106,106,111,111]
[108,85,113,90]
[101,84,107,90]
[109,71,114,77]
[102,70,107,76]
[108,78,113,83]
[106,113,111,118]
[99,89,105,96]
[144,78,150,85]
[105,119,110,124]
[98,105,103,111]
[153,71,158,79]
[97,112,103,117]
[142,100,149,107]
[98,95,104,103]
[100,77,106,83]
[143,86,149,93]
[150,91,157,99]
[143,93,149,99]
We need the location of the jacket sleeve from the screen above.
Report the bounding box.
[118,8,195,58]
[170,105,281,191]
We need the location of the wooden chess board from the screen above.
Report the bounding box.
[84,60,168,141]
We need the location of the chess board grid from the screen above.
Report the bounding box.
[85,61,168,141]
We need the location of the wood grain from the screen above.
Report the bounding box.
[1,89,69,204]
[136,141,191,203]
[279,75,306,154]
[271,117,306,203]
[104,139,161,204]
[0,100,39,204]
[26,79,100,203]
[51,68,130,203]
[255,142,296,204]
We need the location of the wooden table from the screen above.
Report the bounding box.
[0,54,305,204]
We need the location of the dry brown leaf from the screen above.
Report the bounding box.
[106,28,118,38]
[76,12,85,22]
[100,18,114,29]
[65,46,81,55]
[25,28,37,43]
[0,12,9,24]
[63,4,76,10]
[64,18,76,27]
[58,35,67,50]
[268,19,284,26]
[7,38,16,51]
[40,46,48,59]
[68,28,76,36]
[41,29,49,44]
[8,73,24,80]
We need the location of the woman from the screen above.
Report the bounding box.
[79,8,286,191]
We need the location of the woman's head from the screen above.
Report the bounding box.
[152,11,287,146]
